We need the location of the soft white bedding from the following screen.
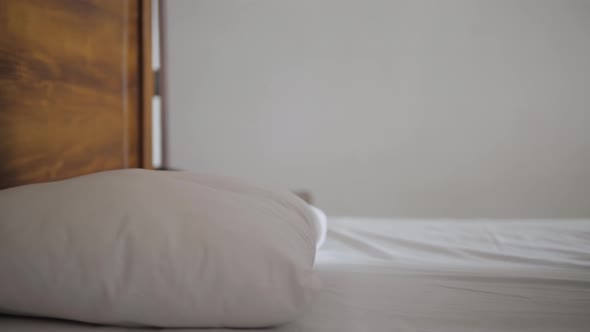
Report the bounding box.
[0,170,320,328]
[1,217,589,331]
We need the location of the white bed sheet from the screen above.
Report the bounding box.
[1,217,589,332]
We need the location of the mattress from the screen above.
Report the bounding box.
[1,217,589,331]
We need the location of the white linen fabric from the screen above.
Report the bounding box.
[0,169,320,328]
[309,206,327,249]
[299,217,590,332]
[1,217,589,331]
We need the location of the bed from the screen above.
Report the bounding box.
[1,217,589,331]
[1,1,589,331]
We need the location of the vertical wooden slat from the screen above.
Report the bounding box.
[158,0,169,169]
[140,0,153,169]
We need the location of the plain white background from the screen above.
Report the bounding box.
[163,0,590,218]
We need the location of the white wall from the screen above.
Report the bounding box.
[164,0,590,218]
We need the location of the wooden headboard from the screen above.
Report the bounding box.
[0,0,153,189]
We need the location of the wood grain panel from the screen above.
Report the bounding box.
[0,0,151,189]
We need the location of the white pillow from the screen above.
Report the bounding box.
[309,206,327,249]
[0,169,320,328]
